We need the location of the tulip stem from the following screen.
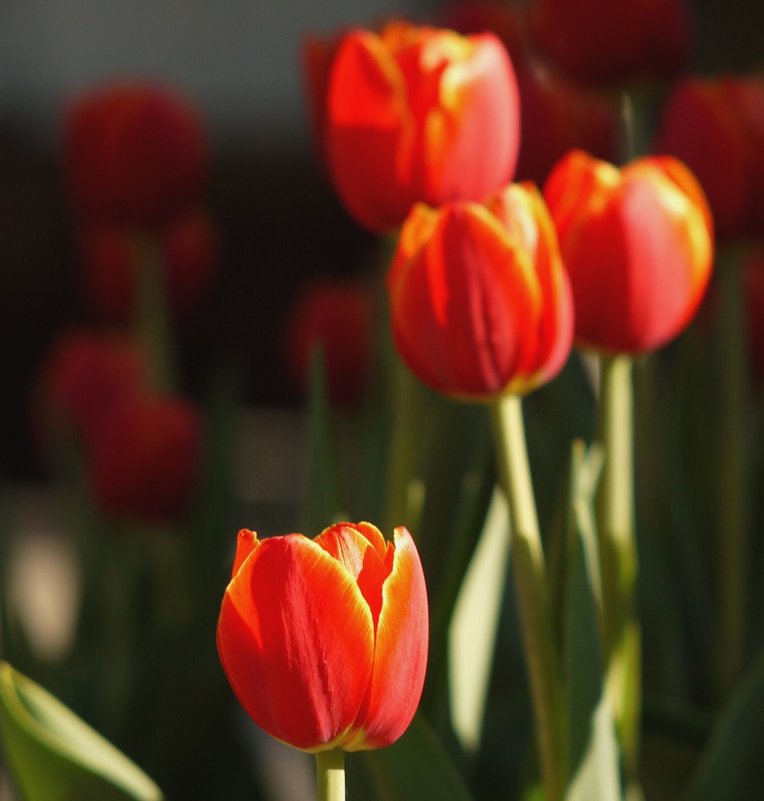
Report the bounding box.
[597,354,641,782]
[315,749,345,801]
[716,253,749,694]
[132,232,176,393]
[491,394,564,801]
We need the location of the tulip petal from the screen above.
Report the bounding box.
[487,184,573,391]
[346,527,428,750]
[315,522,393,629]
[327,30,415,232]
[230,528,258,578]
[217,534,374,751]
[424,34,519,204]
[390,202,541,397]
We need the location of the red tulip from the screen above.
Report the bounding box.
[36,330,146,448]
[64,81,208,227]
[87,393,201,523]
[527,0,691,85]
[281,279,373,408]
[387,183,573,399]
[656,76,764,240]
[79,208,219,323]
[543,150,713,353]
[324,20,520,233]
[217,522,428,752]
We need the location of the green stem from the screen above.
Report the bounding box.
[131,233,176,393]
[717,254,748,694]
[315,749,345,801]
[491,394,564,801]
[384,357,425,535]
[597,354,641,781]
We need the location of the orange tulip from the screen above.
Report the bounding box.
[544,150,713,353]
[325,20,520,233]
[387,184,573,399]
[217,523,428,752]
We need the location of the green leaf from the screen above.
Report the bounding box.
[563,442,622,801]
[362,714,474,801]
[684,649,764,800]
[448,487,511,754]
[0,661,163,801]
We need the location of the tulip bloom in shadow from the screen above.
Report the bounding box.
[217,523,428,799]
[324,20,520,233]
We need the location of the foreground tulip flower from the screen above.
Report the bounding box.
[325,20,520,233]
[64,81,208,227]
[387,184,573,399]
[543,150,713,353]
[217,522,428,753]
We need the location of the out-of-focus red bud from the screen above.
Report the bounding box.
[78,208,219,324]
[528,0,691,85]
[86,393,201,524]
[282,279,373,408]
[64,81,208,228]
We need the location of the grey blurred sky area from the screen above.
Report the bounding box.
[0,0,423,154]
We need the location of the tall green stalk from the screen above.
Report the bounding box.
[132,233,176,393]
[491,394,565,801]
[597,354,641,783]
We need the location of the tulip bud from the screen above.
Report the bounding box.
[217,523,428,752]
[386,184,573,399]
[78,208,219,324]
[544,150,713,353]
[86,393,201,524]
[281,278,373,408]
[324,20,520,233]
[64,81,208,228]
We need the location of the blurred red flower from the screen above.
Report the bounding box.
[64,81,208,228]
[78,207,219,324]
[86,392,201,524]
[35,330,146,450]
[282,278,373,408]
[527,0,691,85]
[656,76,764,240]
